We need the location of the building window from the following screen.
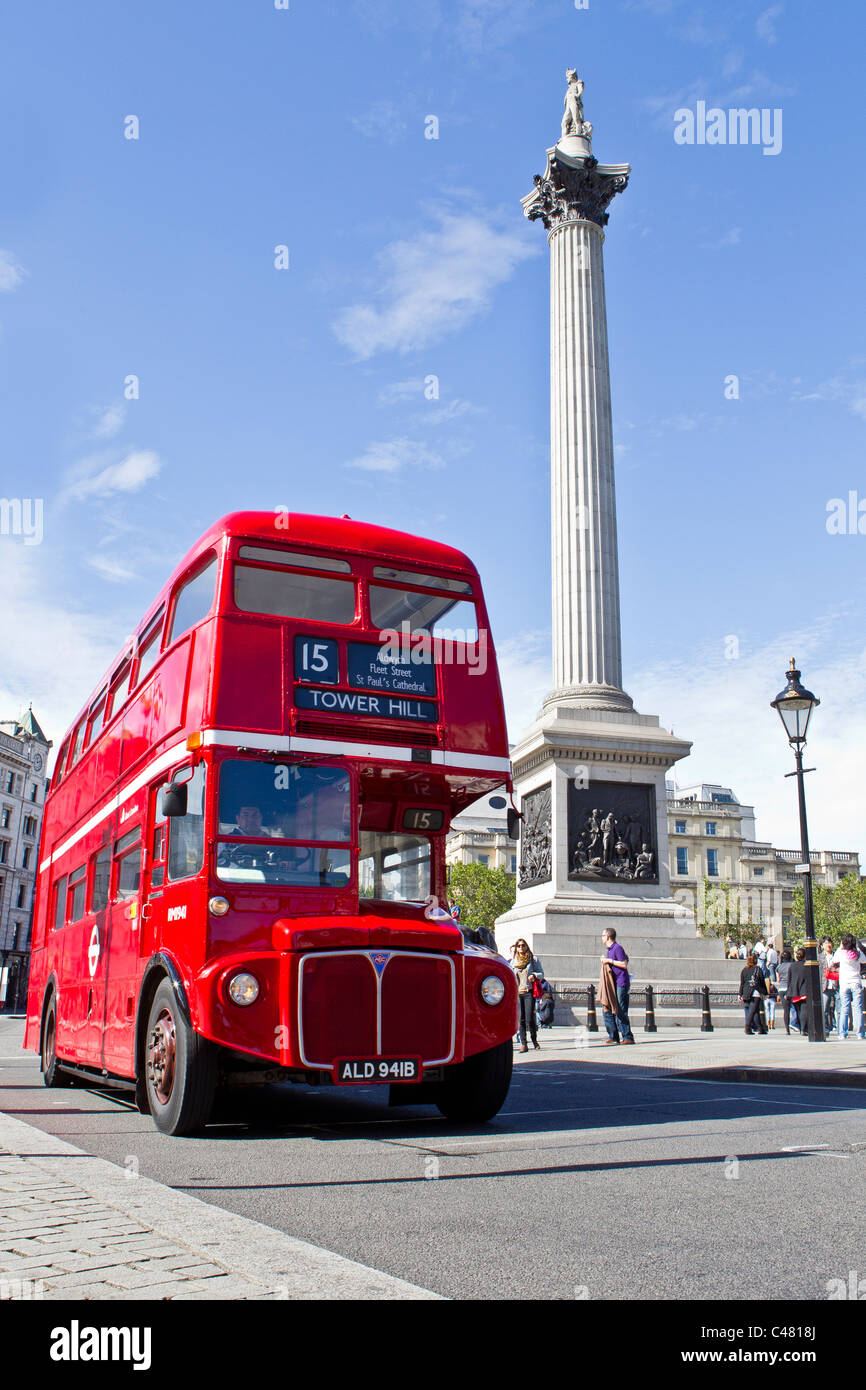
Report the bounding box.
[753,867,764,878]
[15,884,26,909]
[23,816,37,838]
[510,855,517,873]
[30,783,38,802]
[705,822,717,836]
[22,847,31,869]
[0,841,8,865]
[477,855,489,868]
[676,847,688,875]
[707,848,719,877]
[675,820,686,834]
[1,807,9,829]
[4,772,13,794]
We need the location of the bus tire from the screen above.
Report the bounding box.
[435,1039,513,1123]
[144,980,216,1136]
[41,998,72,1088]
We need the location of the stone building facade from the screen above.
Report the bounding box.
[667,782,860,943]
[0,709,51,1012]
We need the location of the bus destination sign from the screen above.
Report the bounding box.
[295,686,438,722]
[347,642,436,697]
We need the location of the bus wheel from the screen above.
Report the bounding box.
[144,981,216,1136]
[41,1000,72,1088]
[435,1040,513,1123]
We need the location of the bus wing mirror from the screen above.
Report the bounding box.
[507,808,522,840]
[161,783,188,818]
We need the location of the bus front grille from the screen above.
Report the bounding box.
[298,950,456,1069]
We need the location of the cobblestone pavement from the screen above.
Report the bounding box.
[0,1110,440,1301]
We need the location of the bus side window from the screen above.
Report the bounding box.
[167,764,206,882]
[114,829,143,900]
[167,556,217,646]
[52,875,68,931]
[132,610,165,691]
[89,847,111,913]
[53,740,70,787]
[69,721,87,769]
[67,865,87,921]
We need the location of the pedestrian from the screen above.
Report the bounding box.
[819,937,838,1035]
[738,953,768,1035]
[777,948,794,1034]
[764,939,780,984]
[787,949,811,1038]
[755,939,767,960]
[832,933,866,1041]
[509,938,543,1053]
[533,974,555,1029]
[599,927,635,1045]
[727,942,740,960]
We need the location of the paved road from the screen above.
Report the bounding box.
[2,1017,864,1301]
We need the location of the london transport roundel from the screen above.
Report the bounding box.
[88,925,100,979]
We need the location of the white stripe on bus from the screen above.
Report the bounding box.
[38,729,511,874]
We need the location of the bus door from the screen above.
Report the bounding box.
[76,838,113,1066]
[102,822,144,1076]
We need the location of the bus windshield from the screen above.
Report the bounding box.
[216,759,352,886]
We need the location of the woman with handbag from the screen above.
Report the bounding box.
[738,953,768,1035]
[787,948,810,1038]
[776,948,794,1034]
[510,939,544,1053]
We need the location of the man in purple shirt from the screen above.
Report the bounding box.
[601,927,635,1044]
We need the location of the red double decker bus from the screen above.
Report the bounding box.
[25,512,518,1134]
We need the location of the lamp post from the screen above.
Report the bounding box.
[771,658,824,1043]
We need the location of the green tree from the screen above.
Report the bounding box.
[694,878,765,946]
[790,874,866,948]
[448,862,515,928]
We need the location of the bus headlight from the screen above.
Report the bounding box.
[480,975,506,1006]
[208,896,230,916]
[228,973,260,1006]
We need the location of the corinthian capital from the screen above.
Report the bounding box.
[522,152,629,231]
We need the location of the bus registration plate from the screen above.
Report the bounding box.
[335,1057,421,1085]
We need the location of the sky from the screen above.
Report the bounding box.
[1,0,864,860]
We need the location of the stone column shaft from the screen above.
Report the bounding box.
[549,218,623,699]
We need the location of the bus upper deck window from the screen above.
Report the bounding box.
[168,556,218,646]
[234,553,356,625]
[369,585,478,641]
[134,610,165,689]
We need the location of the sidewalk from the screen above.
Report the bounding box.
[0,1111,441,1301]
[521,1025,866,1088]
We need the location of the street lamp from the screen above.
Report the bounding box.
[771,658,824,1043]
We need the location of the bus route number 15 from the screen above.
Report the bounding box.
[294,636,339,686]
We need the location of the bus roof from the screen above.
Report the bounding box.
[201,512,479,577]
[54,512,484,762]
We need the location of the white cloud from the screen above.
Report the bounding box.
[636,621,866,862]
[756,4,783,44]
[90,403,126,440]
[345,437,446,473]
[378,379,426,405]
[703,227,742,250]
[0,547,122,762]
[61,450,162,503]
[86,553,139,583]
[498,631,551,742]
[351,101,408,144]
[333,210,538,359]
[0,250,26,292]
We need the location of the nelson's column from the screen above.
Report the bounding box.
[496,72,734,999]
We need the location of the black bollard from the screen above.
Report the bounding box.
[700,984,714,1032]
[644,984,657,1033]
[586,983,599,1032]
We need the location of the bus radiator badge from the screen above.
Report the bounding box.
[369,951,391,976]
